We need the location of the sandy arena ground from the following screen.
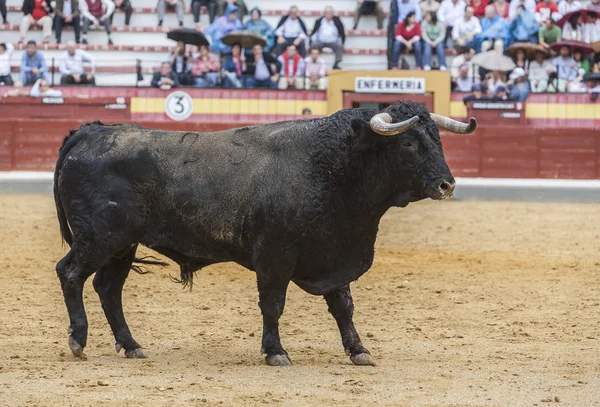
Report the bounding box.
[0,195,599,407]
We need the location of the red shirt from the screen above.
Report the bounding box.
[536,2,559,22]
[469,0,489,18]
[493,1,509,19]
[395,22,421,40]
[31,0,47,20]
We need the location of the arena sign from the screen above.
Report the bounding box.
[354,77,426,94]
[471,102,523,110]
[165,91,194,121]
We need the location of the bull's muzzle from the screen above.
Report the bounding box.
[430,180,456,200]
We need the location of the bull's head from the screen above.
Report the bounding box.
[353,101,476,207]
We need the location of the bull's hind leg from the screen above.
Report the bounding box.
[324,284,375,366]
[92,245,146,358]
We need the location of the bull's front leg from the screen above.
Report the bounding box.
[324,284,375,366]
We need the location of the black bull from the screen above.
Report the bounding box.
[54,101,476,366]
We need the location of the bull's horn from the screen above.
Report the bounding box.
[369,113,420,136]
[430,113,477,134]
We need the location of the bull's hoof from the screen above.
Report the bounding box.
[350,353,376,366]
[265,354,293,366]
[125,348,148,359]
[68,336,86,359]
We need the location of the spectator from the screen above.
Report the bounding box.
[304,47,327,90]
[509,5,540,45]
[483,70,506,94]
[111,0,133,26]
[274,6,308,57]
[469,0,488,19]
[245,43,280,89]
[191,44,219,88]
[169,41,193,85]
[451,46,478,82]
[217,0,247,21]
[20,41,47,85]
[277,44,304,89]
[207,3,242,54]
[539,17,561,50]
[552,45,578,90]
[59,41,96,85]
[478,5,508,53]
[562,12,584,41]
[0,42,14,86]
[192,0,217,27]
[507,67,530,100]
[508,0,535,20]
[1,0,6,25]
[573,49,590,75]
[354,0,385,30]
[80,0,115,45]
[157,0,184,27]
[30,78,62,97]
[244,7,274,53]
[535,0,558,24]
[492,0,509,20]
[55,0,81,44]
[490,84,511,100]
[421,11,447,70]
[513,47,529,71]
[453,6,481,49]
[19,0,52,44]
[420,0,439,15]
[302,107,312,117]
[222,43,244,88]
[463,82,486,102]
[589,0,600,12]
[151,61,178,89]
[529,49,552,91]
[454,63,479,91]
[393,11,422,69]
[585,12,600,43]
[311,6,345,70]
[397,0,422,23]
[557,0,582,18]
[437,0,466,47]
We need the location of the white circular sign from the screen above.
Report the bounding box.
[165,91,194,121]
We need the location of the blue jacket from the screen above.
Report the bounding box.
[207,3,243,53]
[243,7,274,51]
[479,15,508,40]
[21,50,47,75]
[509,10,540,42]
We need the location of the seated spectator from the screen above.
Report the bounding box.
[80,0,115,45]
[152,62,178,89]
[552,45,578,91]
[477,5,508,53]
[354,0,385,30]
[469,0,488,19]
[420,0,439,16]
[20,41,47,85]
[585,12,600,43]
[463,82,486,102]
[0,42,14,86]
[452,6,481,49]
[513,47,529,72]
[111,0,133,26]
[562,12,584,41]
[245,44,280,89]
[191,44,219,88]
[274,6,308,57]
[192,0,217,27]
[539,17,562,50]
[30,78,62,97]
[244,7,274,53]
[508,5,539,45]
[454,63,480,91]
[169,41,193,86]
[304,47,327,90]
[277,44,304,89]
[19,0,52,44]
[397,0,423,23]
[222,43,245,88]
[529,49,552,91]
[55,0,81,44]
[490,85,512,100]
[59,41,96,85]
[492,0,509,20]
[157,0,184,27]
[451,46,479,82]
[508,0,535,20]
[535,0,558,24]
[207,3,242,54]
[217,0,247,21]
[545,68,562,92]
[302,107,312,118]
[573,49,590,75]
[310,6,345,70]
[437,0,466,48]
[421,11,447,70]
[557,0,582,18]
[392,11,422,70]
[507,67,530,101]
[483,70,506,94]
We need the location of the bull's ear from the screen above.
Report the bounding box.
[351,118,371,137]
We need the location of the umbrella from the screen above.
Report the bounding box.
[471,50,516,71]
[557,8,598,28]
[591,41,600,53]
[221,30,266,49]
[506,42,548,60]
[167,28,209,47]
[550,40,594,55]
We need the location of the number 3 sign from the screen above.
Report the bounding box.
[165,91,194,121]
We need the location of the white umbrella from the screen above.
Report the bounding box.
[471,50,516,71]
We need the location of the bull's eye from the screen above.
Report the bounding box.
[402,142,413,147]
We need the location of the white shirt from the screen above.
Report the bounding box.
[562,22,585,40]
[0,43,14,76]
[437,0,466,27]
[274,17,307,40]
[529,59,552,81]
[557,0,582,17]
[584,20,600,43]
[63,0,73,17]
[508,0,536,20]
[315,18,339,44]
[452,16,482,40]
[59,49,95,75]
